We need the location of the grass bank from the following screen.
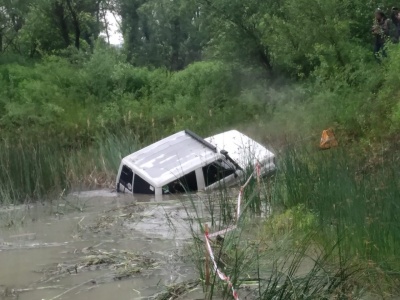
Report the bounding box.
[183,144,400,299]
[276,146,400,293]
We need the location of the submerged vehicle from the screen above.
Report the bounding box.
[116,129,275,196]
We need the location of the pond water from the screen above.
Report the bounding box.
[0,191,208,300]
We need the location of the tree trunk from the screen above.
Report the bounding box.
[258,46,273,75]
[66,0,81,49]
[101,6,110,44]
[53,1,71,47]
[170,17,182,71]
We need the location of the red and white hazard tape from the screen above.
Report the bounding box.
[205,231,240,299]
[256,162,261,177]
[207,225,237,238]
[203,163,262,299]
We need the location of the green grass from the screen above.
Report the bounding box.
[184,192,365,299]
[181,145,400,299]
[2,125,400,297]
[0,131,139,204]
[277,146,400,274]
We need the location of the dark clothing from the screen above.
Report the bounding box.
[373,18,390,61]
[388,19,399,43]
[374,41,387,60]
[396,22,400,42]
[373,18,390,44]
[390,8,400,43]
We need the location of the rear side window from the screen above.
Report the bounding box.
[119,165,133,191]
[133,174,155,194]
[162,171,198,194]
[203,161,235,187]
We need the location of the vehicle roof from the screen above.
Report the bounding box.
[122,131,219,188]
[121,129,275,188]
[205,130,275,167]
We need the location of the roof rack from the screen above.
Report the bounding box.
[185,129,217,153]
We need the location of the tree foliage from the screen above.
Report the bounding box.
[1,0,400,145]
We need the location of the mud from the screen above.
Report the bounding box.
[0,191,207,300]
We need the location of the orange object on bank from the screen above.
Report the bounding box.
[320,128,338,149]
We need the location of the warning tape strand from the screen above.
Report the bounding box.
[207,225,237,238]
[204,163,261,300]
[205,232,240,300]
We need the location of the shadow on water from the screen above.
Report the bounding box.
[0,190,208,300]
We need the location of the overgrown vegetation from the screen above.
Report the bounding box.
[0,131,138,202]
[186,187,362,299]
[184,146,400,298]
[276,146,400,294]
[2,0,400,297]
[1,0,400,202]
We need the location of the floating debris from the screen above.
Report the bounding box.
[39,248,159,285]
[152,279,201,300]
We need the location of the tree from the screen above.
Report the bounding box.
[116,0,207,70]
[0,0,105,57]
[0,0,30,54]
[197,0,280,76]
[198,0,388,77]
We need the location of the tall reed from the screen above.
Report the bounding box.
[277,146,400,284]
[184,189,363,299]
[183,145,400,298]
[0,131,139,204]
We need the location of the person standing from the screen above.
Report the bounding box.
[372,9,390,60]
[396,10,400,39]
[389,7,400,43]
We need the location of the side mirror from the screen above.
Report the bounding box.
[220,149,228,156]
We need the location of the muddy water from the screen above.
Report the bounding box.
[0,191,207,300]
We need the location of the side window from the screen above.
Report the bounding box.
[203,161,235,187]
[163,171,198,194]
[119,165,133,191]
[133,174,155,194]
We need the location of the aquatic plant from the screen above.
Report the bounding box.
[0,131,139,204]
[182,144,400,299]
[184,194,364,299]
[278,146,400,273]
